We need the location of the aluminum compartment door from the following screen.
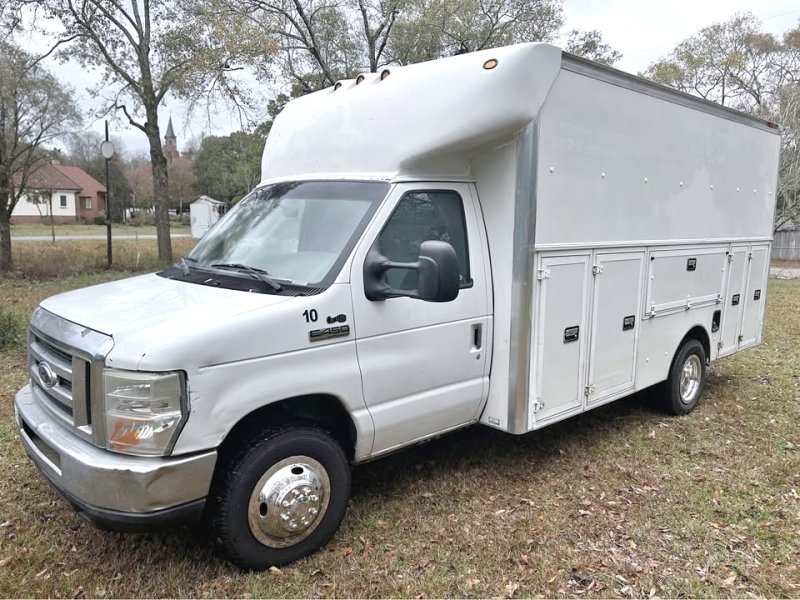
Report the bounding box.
[530,253,591,424]
[587,251,645,404]
[739,244,769,349]
[719,245,748,356]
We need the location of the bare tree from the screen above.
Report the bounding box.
[390,0,565,64]
[38,0,275,263]
[775,83,800,231]
[168,159,195,215]
[220,0,581,92]
[564,29,621,66]
[0,40,81,272]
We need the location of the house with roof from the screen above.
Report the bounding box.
[11,164,107,224]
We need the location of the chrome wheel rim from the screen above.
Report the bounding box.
[248,456,330,548]
[679,354,702,404]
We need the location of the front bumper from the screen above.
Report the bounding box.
[15,384,217,531]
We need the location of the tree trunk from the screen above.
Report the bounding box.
[146,125,172,264]
[0,209,12,273]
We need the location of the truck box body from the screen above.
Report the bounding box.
[14,42,781,568]
[260,43,780,435]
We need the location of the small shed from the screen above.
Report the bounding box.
[190,196,225,239]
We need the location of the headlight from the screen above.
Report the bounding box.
[103,369,186,456]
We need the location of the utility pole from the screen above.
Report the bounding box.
[100,121,115,268]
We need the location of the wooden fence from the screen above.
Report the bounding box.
[773,229,800,261]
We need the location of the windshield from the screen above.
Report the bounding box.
[187,180,388,286]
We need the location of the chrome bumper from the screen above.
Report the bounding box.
[15,384,217,522]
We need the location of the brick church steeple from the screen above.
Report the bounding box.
[164,116,179,162]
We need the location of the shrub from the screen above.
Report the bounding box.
[93,216,106,226]
[128,213,156,227]
[0,307,24,349]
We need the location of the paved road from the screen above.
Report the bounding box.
[11,233,192,241]
[770,267,800,279]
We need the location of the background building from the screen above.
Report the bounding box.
[11,164,107,224]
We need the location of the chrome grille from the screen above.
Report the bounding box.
[29,336,76,415]
[27,308,113,447]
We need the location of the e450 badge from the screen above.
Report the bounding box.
[309,324,350,342]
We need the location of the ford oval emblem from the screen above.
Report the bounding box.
[37,362,58,388]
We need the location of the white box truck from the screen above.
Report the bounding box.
[14,43,780,570]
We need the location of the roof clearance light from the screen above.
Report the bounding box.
[483,58,498,70]
[767,121,779,130]
[356,74,365,84]
[333,82,342,91]
[381,69,391,80]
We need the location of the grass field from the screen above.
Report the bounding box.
[0,243,798,597]
[5,238,196,279]
[10,223,188,237]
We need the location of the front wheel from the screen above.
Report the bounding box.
[661,338,707,416]
[208,428,351,570]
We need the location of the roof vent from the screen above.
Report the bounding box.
[356,74,366,85]
[380,69,391,80]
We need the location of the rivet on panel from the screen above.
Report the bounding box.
[549,166,554,173]
[736,187,740,192]
[601,172,606,179]
[753,189,757,193]
[710,184,714,190]
[679,181,683,187]
[644,177,648,184]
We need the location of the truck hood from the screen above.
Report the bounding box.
[39,273,290,338]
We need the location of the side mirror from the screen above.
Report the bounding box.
[364,240,460,302]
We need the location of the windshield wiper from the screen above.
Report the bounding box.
[209,263,283,292]
[178,257,196,276]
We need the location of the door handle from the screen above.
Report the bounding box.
[563,325,580,343]
[471,323,483,350]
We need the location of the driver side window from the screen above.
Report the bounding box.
[378,190,471,290]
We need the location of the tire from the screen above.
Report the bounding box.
[208,427,351,570]
[661,338,707,416]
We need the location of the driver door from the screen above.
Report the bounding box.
[350,183,491,456]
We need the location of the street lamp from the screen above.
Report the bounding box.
[100,121,115,268]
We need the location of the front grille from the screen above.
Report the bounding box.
[29,332,89,425]
[27,309,113,447]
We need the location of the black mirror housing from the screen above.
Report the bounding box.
[416,241,460,301]
[364,240,460,302]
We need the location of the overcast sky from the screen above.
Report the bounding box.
[33,0,800,157]
[565,0,800,73]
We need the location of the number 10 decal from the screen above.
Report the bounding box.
[303,309,318,323]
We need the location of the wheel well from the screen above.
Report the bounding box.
[680,325,711,363]
[217,394,357,463]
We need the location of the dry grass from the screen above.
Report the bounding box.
[771,259,800,270]
[0,274,798,598]
[7,238,195,279]
[10,223,188,237]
